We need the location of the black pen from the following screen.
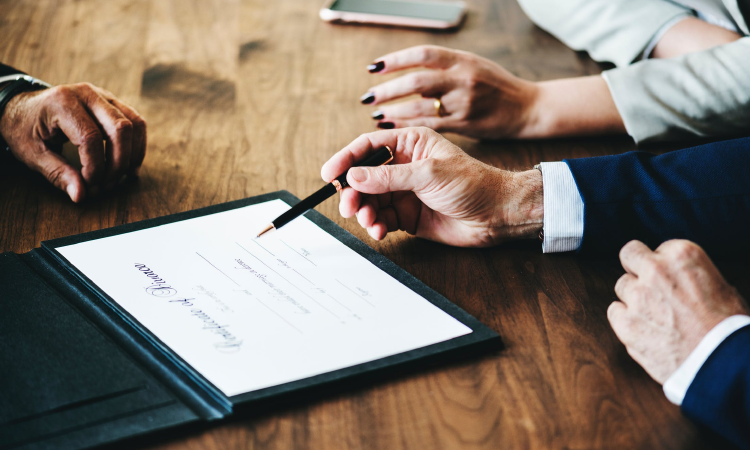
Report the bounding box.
[256,146,394,237]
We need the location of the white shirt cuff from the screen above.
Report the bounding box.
[539,162,583,253]
[663,314,750,406]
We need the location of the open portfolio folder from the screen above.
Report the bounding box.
[0,191,501,450]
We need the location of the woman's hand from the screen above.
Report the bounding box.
[0,82,147,202]
[321,127,544,247]
[362,45,625,140]
[361,45,539,139]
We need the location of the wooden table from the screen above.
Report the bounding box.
[0,1,741,448]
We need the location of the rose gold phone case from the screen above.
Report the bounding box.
[319,0,466,30]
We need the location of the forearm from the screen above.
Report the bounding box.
[522,75,626,139]
[652,17,742,59]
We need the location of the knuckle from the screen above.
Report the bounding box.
[45,164,67,187]
[113,118,133,135]
[76,81,96,92]
[416,45,433,62]
[49,85,73,101]
[131,115,147,129]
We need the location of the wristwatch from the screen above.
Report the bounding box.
[0,74,52,154]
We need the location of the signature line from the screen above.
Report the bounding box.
[335,279,375,307]
[196,252,240,286]
[279,239,317,266]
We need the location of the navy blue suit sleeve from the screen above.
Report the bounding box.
[0,63,25,77]
[564,137,750,255]
[682,325,750,450]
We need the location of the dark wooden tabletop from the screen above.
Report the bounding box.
[1,0,742,449]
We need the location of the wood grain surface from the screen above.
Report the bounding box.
[0,1,742,449]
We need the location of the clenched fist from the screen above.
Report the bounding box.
[608,240,749,384]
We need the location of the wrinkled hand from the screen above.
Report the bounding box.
[361,45,539,140]
[321,127,543,247]
[608,240,749,384]
[0,82,147,202]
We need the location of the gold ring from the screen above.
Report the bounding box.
[434,99,445,117]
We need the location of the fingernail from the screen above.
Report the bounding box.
[367,61,385,73]
[377,121,395,129]
[360,92,375,104]
[371,110,384,120]
[66,185,78,202]
[349,167,369,183]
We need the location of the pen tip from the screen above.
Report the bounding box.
[256,224,274,238]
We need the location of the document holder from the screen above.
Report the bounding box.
[0,190,502,450]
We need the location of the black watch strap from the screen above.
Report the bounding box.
[0,75,52,154]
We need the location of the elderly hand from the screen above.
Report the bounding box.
[608,240,749,384]
[362,45,625,139]
[0,82,147,202]
[321,127,543,247]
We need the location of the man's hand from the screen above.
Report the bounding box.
[321,127,543,247]
[608,240,749,384]
[0,82,147,202]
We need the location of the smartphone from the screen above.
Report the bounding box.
[320,0,466,30]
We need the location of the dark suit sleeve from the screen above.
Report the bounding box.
[0,63,26,77]
[564,136,750,255]
[681,325,750,450]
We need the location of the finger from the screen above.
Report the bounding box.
[321,128,418,182]
[368,71,454,105]
[369,45,460,74]
[32,149,86,202]
[614,273,637,302]
[101,93,146,177]
[619,240,654,276]
[51,101,106,188]
[376,98,444,120]
[378,116,445,132]
[607,301,628,343]
[79,87,134,188]
[339,187,363,218]
[367,220,389,240]
[357,195,380,228]
[347,161,430,195]
[391,191,422,235]
[378,206,400,232]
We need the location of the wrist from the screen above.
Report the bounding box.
[490,169,544,242]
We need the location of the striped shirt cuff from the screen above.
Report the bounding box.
[540,162,584,253]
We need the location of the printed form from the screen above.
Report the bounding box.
[57,200,471,397]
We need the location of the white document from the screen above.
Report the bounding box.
[57,199,471,397]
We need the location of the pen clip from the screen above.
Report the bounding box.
[381,145,394,166]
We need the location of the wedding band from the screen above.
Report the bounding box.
[434,99,445,117]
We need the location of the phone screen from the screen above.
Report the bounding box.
[329,0,463,22]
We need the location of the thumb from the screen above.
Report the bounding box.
[34,150,86,202]
[346,162,425,194]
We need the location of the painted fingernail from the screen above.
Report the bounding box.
[371,110,384,120]
[349,167,369,182]
[377,121,395,129]
[360,92,375,104]
[367,61,385,73]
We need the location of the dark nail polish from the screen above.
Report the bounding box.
[367,61,385,73]
[377,121,395,129]
[371,110,384,120]
[360,92,375,104]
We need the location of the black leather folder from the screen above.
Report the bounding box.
[0,190,501,450]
